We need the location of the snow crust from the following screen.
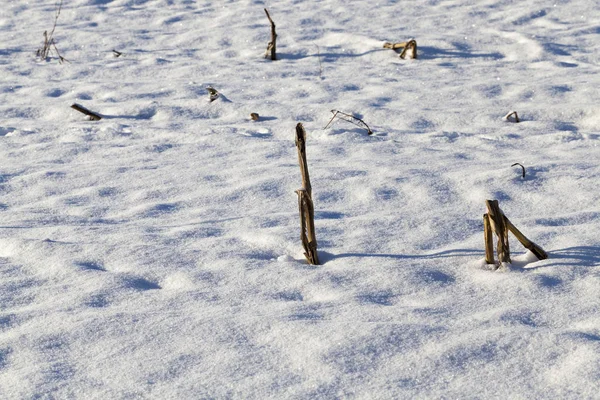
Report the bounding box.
[1,0,599,398]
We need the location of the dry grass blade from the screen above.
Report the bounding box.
[314,43,323,78]
[37,0,68,63]
[324,109,373,135]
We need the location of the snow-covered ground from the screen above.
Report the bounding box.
[1,0,599,398]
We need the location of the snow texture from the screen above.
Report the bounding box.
[1,0,599,398]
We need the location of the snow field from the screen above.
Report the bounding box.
[1,0,600,398]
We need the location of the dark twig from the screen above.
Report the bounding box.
[324,109,373,135]
[511,163,525,179]
[71,104,102,121]
[112,49,123,58]
[206,87,219,102]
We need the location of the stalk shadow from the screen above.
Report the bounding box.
[320,249,483,263]
[279,45,503,62]
[253,116,277,122]
[525,246,600,269]
[278,48,387,61]
[418,46,504,60]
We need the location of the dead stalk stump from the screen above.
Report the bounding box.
[384,40,417,59]
[295,123,312,199]
[295,123,319,265]
[296,189,319,265]
[483,199,548,268]
[483,213,495,264]
[485,200,511,264]
[264,8,277,60]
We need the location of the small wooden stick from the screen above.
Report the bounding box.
[71,103,102,121]
[295,123,312,199]
[296,188,320,265]
[483,214,495,264]
[503,216,548,260]
[112,49,122,57]
[485,200,511,264]
[504,111,520,123]
[264,8,277,60]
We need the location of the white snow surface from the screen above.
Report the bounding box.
[1,0,600,398]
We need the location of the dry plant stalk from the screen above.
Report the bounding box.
[295,123,319,265]
[71,103,102,121]
[112,49,123,58]
[295,123,312,198]
[324,109,373,135]
[483,214,495,264]
[296,189,320,265]
[37,0,69,64]
[264,8,277,60]
[485,200,511,264]
[384,40,417,59]
[504,111,520,123]
[503,217,548,260]
[483,200,549,268]
[250,113,260,121]
[400,40,418,59]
